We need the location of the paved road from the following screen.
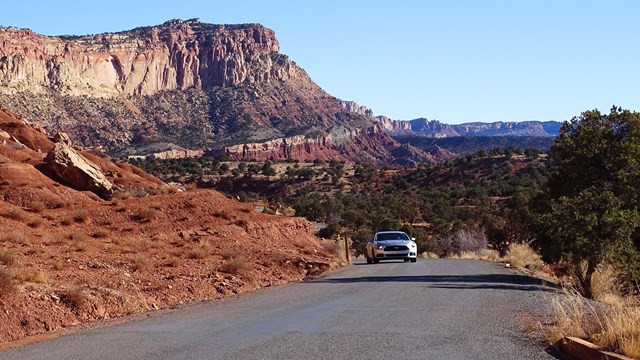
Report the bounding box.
[0,259,563,360]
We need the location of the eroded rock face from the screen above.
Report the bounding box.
[44,142,113,198]
[0,19,294,96]
[52,131,71,144]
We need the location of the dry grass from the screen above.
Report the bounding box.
[220,250,250,276]
[2,207,28,222]
[213,210,233,220]
[477,249,501,261]
[26,271,49,284]
[544,289,640,359]
[320,240,339,254]
[187,243,210,260]
[544,290,592,344]
[2,232,30,245]
[450,251,480,260]
[27,200,46,213]
[90,230,109,239]
[590,264,621,302]
[0,251,16,267]
[420,251,440,259]
[73,211,90,224]
[165,256,183,268]
[137,208,158,223]
[0,268,16,298]
[27,218,44,228]
[592,305,640,358]
[504,243,545,271]
[60,286,88,309]
[70,232,89,252]
[130,255,150,272]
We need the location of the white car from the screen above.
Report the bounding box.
[366,231,418,264]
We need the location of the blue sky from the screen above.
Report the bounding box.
[1,0,638,124]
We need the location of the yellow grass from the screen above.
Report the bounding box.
[420,252,440,259]
[544,289,640,359]
[477,249,501,261]
[0,251,16,267]
[28,271,49,284]
[590,264,621,302]
[545,290,590,344]
[503,243,545,271]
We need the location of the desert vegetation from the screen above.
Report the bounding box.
[129,106,640,357]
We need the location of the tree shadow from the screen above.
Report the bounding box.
[310,273,560,292]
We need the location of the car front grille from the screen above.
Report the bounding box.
[384,246,409,251]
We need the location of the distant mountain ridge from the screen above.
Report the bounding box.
[376,117,562,137]
[336,100,562,138]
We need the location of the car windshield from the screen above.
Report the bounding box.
[376,232,409,241]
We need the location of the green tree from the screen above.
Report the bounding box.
[537,106,640,297]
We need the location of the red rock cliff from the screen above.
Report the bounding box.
[0,19,298,96]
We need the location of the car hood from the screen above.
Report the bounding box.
[376,240,413,246]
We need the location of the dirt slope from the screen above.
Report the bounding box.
[0,108,335,343]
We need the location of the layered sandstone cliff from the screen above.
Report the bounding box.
[0,19,300,96]
[0,19,438,165]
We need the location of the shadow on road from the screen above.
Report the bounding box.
[310,273,559,292]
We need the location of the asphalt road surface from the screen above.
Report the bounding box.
[0,259,564,360]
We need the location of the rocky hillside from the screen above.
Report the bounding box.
[376,117,562,137]
[0,19,432,165]
[0,106,335,344]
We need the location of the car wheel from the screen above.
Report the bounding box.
[366,252,373,264]
[410,258,417,263]
[373,257,379,264]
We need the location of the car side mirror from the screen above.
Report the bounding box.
[368,238,373,243]
[411,237,416,241]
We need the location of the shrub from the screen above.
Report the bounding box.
[70,232,89,252]
[590,264,622,302]
[2,232,30,245]
[234,219,248,228]
[90,230,109,239]
[0,251,16,267]
[130,256,149,272]
[137,208,158,223]
[2,208,27,222]
[504,243,545,271]
[28,201,46,213]
[437,229,488,257]
[0,268,15,298]
[187,243,210,259]
[28,271,49,284]
[27,218,44,228]
[60,286,87,309]
[73,212,90,224]
[220,250,249,276]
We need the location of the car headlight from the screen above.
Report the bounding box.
[375,245,385,250]
[409,243,417,248]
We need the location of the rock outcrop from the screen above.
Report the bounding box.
[44,142,114,198]
[0,19,295,96]
[0,19,450,165]
[216,124,435,165]
[338,100,374,118]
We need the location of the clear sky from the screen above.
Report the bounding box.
[1,0,638,124]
